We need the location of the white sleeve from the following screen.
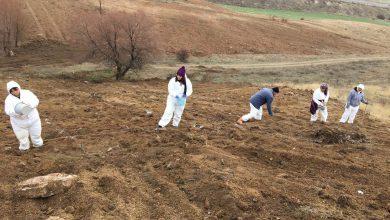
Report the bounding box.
[185,77,193,97]
[325,92,330,103]
[23,90,39,108]
[4,97,19,117]
[168,78,178,97]
[312,89,322,105]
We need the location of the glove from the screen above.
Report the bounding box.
[177,97,186,107]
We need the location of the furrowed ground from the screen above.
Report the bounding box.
[0,70,389,219]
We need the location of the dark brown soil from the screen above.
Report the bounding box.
[0,76,389,219]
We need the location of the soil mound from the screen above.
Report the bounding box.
[312,128,367,144]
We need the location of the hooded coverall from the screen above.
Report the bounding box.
[311,88,330,122]
[4,81,43,150]
[158,76,193,127]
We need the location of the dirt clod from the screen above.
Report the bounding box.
[205,198,210,209]
[65,206,75,214]
[337,195,355,208]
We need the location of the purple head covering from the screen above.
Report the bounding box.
[177,66,186,77]
[320,83,328,95]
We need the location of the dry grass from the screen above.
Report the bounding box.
[285,83,390,122]
[189,56,390,122]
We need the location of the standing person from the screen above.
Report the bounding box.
[310,83,330,123]
[157,66,193,130]
[237,87,279,124]
[4,81,43,151]
[340,84,368,124]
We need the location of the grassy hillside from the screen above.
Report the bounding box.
[209,0,390,19]
[222,4,390,26]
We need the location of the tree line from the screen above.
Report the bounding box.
[0,0,27,56]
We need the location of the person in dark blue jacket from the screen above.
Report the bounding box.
[237,87,279,124]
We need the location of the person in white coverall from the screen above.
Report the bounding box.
[157,66,193,129]
[340,84,368,124]
[310,83,330,122]
[4,81,43,151]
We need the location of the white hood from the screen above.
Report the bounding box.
[7,81,21,94]
[357,84,365,90]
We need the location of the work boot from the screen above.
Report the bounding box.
[15,148,29,156]
[155,125,166,131]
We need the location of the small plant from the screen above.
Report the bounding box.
[377,14,385,20]
[300,17,304,20]
[281,18,288,23]
[176,49,189,63]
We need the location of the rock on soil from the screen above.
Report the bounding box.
[16,173,78,199]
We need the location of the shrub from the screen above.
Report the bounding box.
[377,14,385,20]
[176,49,189,63]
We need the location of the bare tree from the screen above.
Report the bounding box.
[0,0,27,56]
[12,0,27,47]
[98,0,103,15]
[81,11,157,80]
[0,0,12,55]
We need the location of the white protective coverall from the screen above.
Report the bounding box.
[4,81,43,150]
[311,88,330,122]
[158,76,193,127]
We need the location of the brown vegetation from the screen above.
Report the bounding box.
[176,49,190,63]
[0,0,27,56]
[377,14,386,20]
[80,10,157,80]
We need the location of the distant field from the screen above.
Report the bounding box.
[372,0,390,3]
[341,0,390,8]
[222,5,390,26]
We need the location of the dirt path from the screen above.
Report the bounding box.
[341,0,390,8]
[25,0,46,39]
[153,55,390,70]
[25,0,65,41]
[37,1,66,41]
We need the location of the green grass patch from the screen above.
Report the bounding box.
[222,4,390,26]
